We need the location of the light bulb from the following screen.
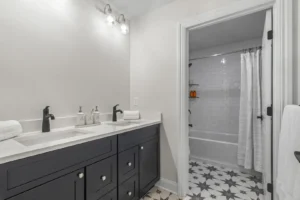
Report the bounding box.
[120,24,129,34]
[221,58,226,64]
[106,14,115,26]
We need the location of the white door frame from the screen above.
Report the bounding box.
[176,0,294,199]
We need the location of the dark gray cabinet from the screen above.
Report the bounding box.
[8,169,85,200]
[117,125,160,198]
[0,125,160,200]
[139,138,160,197]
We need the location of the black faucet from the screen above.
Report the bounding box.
[42,106,55,132]
[112,104,123,122]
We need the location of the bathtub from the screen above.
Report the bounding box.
[189,130,239,168]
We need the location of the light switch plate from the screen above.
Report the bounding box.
[133,97,139,106]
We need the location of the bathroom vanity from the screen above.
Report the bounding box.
[0,123,160,200]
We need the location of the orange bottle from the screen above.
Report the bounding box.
[190,91,193,98]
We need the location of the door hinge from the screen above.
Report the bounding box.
[268,30,273,40]
[267,183,273,193]
[267,105,273,116]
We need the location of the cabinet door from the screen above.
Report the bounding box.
[8,169,84,200]
[139,138,160,197]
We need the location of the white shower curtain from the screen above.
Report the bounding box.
[238,49,263,172]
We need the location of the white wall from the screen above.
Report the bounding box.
[0,0,130,121]
[130,0,246,183]
[294,0,300,104]
[298,0,300,104]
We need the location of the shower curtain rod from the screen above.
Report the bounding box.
[189,46,262,61]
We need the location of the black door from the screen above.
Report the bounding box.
[139,138,160,197]
[8,169,84,200]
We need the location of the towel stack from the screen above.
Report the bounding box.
[0,120,22,141]
[123,111,140,120]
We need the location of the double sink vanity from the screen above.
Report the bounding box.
[0,119,161,200]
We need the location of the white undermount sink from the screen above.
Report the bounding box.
[104,120,144,126]
[14,129,92,146]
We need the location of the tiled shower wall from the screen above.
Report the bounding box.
[189,52,241,135]
[189,39,262,136]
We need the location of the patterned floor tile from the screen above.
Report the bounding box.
[141,160,263,200]
[187,160,264,200]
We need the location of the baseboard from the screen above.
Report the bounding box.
[190,155,261,177]
[155,178,178,195]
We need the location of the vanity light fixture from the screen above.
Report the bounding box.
[104,4,115,26]
[117,14,129,35]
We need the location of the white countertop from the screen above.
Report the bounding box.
[0,119,161,165]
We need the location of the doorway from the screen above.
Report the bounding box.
[186,10,272,200]
[174,0,295,198]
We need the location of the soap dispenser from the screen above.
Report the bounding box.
[86,109,94,125]
[76,106,86,126]
[93,106,100,124]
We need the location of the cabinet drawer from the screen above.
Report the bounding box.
[86,156,117,200]
[118,146,138,183]
[118,125,159,152]
[100,189,117,200]
[118,175,139,200]
[7,169,85,200]
[0,135,117,198]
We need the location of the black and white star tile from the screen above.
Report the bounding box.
[187,160,264,200]
[140,160,264,200]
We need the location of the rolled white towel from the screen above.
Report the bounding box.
[0,120,22,141]
[123,111,140,120]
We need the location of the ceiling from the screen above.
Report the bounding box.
[189,11,266,52]
[106,0,176,18]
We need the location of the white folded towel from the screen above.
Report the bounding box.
[276,105,300,200]
[123,111,140,120]
[0,120,23,141]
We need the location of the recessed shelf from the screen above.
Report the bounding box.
[189,84,199,86]
[189,97,199,99]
